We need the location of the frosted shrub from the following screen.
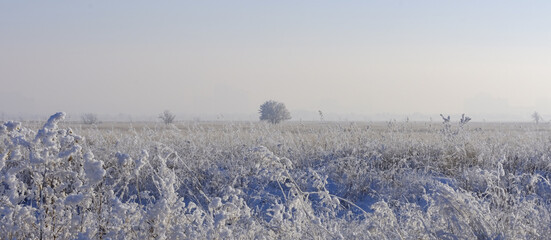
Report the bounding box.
[0,113,96,239]
[0,113,198,239]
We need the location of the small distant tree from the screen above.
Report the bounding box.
[82,113,99,125]
[439,114,450,124]
[259,100,291,124]
[459,114,471,126]
[159,110,176,124]
[532,111,542,124]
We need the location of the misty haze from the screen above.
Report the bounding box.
[2,1,551,239]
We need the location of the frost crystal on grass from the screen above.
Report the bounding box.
[1,113,551,239]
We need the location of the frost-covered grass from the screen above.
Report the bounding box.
[2,113,551,239]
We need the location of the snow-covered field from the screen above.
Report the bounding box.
[2,113,551,239]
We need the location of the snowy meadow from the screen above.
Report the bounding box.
[2,112,551,239]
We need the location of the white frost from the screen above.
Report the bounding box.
[84,151,105,186]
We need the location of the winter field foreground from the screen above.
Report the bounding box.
[2,113,551,239]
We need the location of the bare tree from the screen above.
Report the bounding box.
[439,114,450,123]
[532,111,542,124]
[159,110,176,125]
[81,113,99,125]
[459,114,471,126]
[259,100,291,124]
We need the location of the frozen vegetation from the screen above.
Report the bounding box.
[1,112,551,239]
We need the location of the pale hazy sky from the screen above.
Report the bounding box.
[2,1,551,121]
